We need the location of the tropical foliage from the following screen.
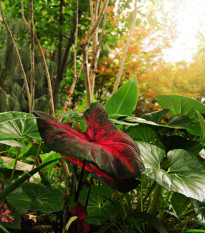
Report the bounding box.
[0,0,205,232]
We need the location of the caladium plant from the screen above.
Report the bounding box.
[33,102,144,192]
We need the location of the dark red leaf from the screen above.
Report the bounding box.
[33,103,144,183]
[70,202,87,221]
[67,156,140,192]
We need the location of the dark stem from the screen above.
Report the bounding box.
[75,160,86,202]
[85,176,93,209]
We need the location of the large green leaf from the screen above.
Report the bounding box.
[0,111,41,141]
[78,185,119,225]
[0,158,62,201]
[6,187,31,215]
[109,114,192,129]
[138,142,205,201]
[22,183,64,213]
[157,95,205,136]
[157,95,205,117]
[105,77,138,115]
[0,139,25,148]
[126,125,158,144]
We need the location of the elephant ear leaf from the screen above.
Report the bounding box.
[33,103,144,182]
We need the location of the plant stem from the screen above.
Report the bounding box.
[10,147,21,182]
[140,175,144,212]
[75,160,86,202]
[168,199,191,229]
[147,183,162,233]
[143,181,156,204]
[159,191,171,222]
[148,183,162,216]
[112,0,138,94]
[32,140,42,170]
[85,176,93,209]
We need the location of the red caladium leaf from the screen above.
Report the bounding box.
[68,156,140,193]
[33,103,144,191]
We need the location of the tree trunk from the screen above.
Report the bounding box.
[53,9,82,110]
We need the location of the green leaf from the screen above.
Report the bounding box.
[142,109,169,124]
[78,186,119,225]
[6,187,31,215]
[171,192,188,215]
[109,114,191,129]
[157,95,205,117]
[167,115,192,129]
[132,212,168,233]
[0,112,41,141]
[186,230,205,233]
[157,95,205,136]
[161,135,203,155]
[192,199,205,226]
[0,158,62,201]
[0,225,10,233]
[105,77,138,115]
[138,142,205,201]
[128,216,143,233]
[22,183,64,213]
[196,111,205,143]
[0,139,25,148]
[126,125,158,143]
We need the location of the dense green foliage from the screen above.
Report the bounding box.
[0,0,205,232]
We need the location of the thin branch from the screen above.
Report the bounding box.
[112,0,138,94]
[82,44,92,108]
[73,0,79,79]
[79,0,109,46]
[59,62,83,122]
[29,0,35,110]
[21,0,55,116]
[59,0,82,122]
[0,0,32,112]
[90,10,107,96]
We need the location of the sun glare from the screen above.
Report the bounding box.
[163,0,205,63]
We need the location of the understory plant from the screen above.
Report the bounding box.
[0,77,205,233]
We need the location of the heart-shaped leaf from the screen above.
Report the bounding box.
[33,103,144,182]
[126,125,158,144]
[6,187,31,215]
[105,77,138,115]
[22,183,64,213]
[78,186,119,225]
[0,112,41,141]
[157,95,205,136]
[138,142,205,201]
[157,95,205,117]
